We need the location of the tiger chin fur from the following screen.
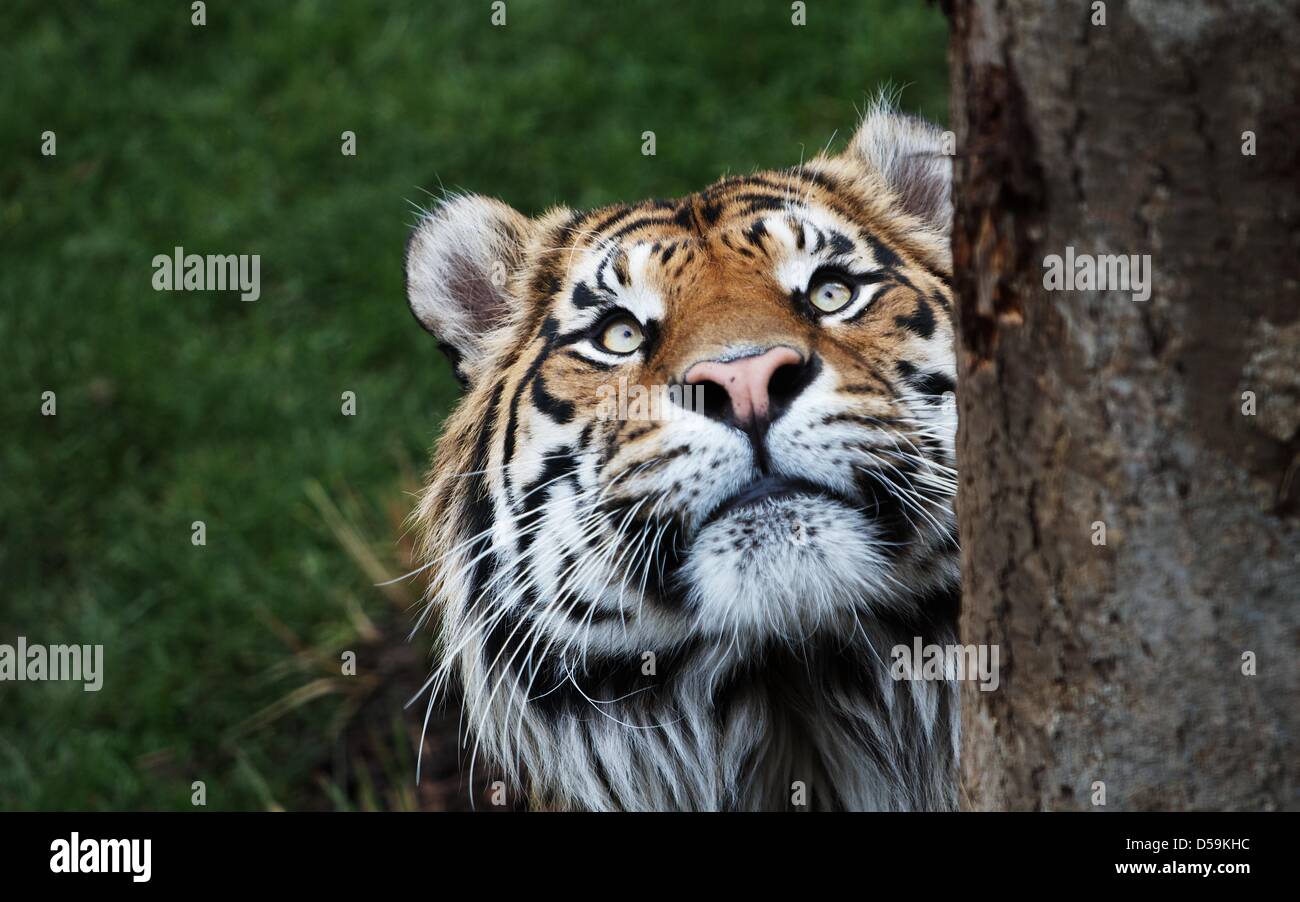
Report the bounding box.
[403,100,959,811]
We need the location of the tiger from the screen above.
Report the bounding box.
[403,100,959,811]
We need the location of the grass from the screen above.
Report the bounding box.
[0,0,948,810]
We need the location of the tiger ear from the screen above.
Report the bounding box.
[844,102,952,233]
[405,194,533,386]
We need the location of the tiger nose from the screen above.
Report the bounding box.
[684,346,807,429]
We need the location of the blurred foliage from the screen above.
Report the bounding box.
[0,0,947,810]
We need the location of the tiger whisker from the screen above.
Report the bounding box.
[459,468,652,758]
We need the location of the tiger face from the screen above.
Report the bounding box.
[405,104,958,811]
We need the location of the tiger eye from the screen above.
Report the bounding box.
[600,316,644,354]
[810,278,855,313]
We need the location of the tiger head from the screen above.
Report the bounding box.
[404,104,958,810]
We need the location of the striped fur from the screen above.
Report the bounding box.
[405,104,958,810]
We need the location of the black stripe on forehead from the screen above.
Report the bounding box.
[789,214,806,249]
[796,221,861,260]
[736,193,789,216]
[782,165,841,193]
[567,170,838,256]
[861,230,903,268]
[580,204,635,238]
[605,214,684,243]
[702,187,863,252]
[809,223,826,253]
[572,281,602,308]
[700,174,786,197]
[827,230,855,257]
[611,251,630,286]
[695,169,851,225]
[544,164,928,311]
[702,169,837,200]
[716,207,904,281]
[570,198,678,240]
[596,247,626,293]
[573,167,848,249]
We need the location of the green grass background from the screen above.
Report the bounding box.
[0,0,947,810]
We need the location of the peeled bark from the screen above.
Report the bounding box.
[947,0,1300,810]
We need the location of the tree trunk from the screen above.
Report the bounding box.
[946,0,1300,810]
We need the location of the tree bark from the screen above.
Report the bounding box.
[946,0,1300,810]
